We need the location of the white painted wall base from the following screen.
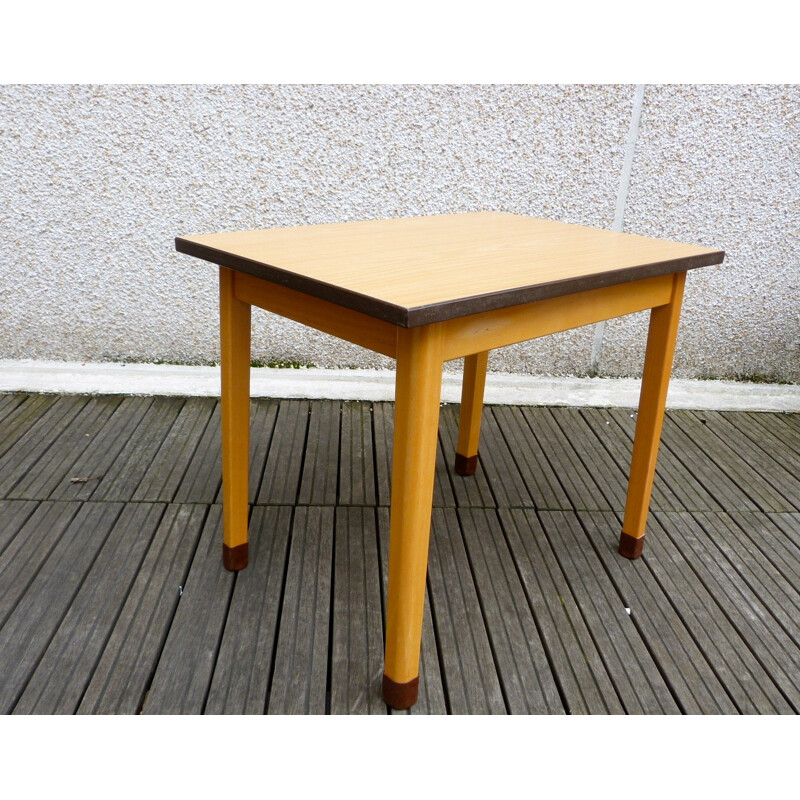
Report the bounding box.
[1,360,797,412]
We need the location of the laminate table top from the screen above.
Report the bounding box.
[176,212,724,327]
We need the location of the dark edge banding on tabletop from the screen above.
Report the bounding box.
[176,237,410,326]
[403,251,725,327]
[176,237,724,330]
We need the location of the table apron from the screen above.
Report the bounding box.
[233,270,398,358]
[440,273,677,361]
[233,267,678,366]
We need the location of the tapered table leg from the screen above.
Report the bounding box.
[219,267,251,571]
[382,324,444,709]
[455,350,489,476]
[620,271,687,559]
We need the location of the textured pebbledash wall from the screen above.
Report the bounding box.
[1,84,797,381]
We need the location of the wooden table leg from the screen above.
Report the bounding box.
[219,267,251,571]
[383,324,444,709]
[455,350,489,476]
[620,271,686,559]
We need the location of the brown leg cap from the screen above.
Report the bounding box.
[619,531,645,560]
[382,675,419,710]
[223,542,249,571]
[454,453,478,476]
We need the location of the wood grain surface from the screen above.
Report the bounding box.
[1,396,798,714]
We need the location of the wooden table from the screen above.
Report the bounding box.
[176,212,724,709]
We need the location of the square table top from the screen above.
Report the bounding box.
[176,212,724,327]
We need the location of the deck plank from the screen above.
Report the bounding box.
[0,499,39,559]
[426,508,506,713]
[0,394,59,461]
[338,402,377,506]
[78,504,208,714]
[498,508,625,713]
[178,399,283,505]
[777,411,800,435]
[457,508,564,713]
[0,500,84,628]
[256,400,309,505]
[330,507,386,714]
[537,509,680,713]
[49,397,155,501]
[520,407,612,511]
[14,503,166,714]
[697,412,800,510]
[655,511,800,711]
[577,408,680,511]
[766,512,800,554]
[763,412,800,449]
[0,502,124,713]
[90,396,186,502]
[372,402,394,507]
[8,396,123,500]
[691,512,800,647]
[242,398,281,505]
[142,506,234,714]
[1,398,798,715]
[298,401,341,505]
[548,409,630,510]
[0,396,89,498]
[667,412,793,512]
[268,507,334,714]
[205,506,292,714]
[175,402,222,503]
[721,412,800,480]
[491,406,572,510]
[0,392,27,426]
[471,410,536,508]
[577,510,739,714]
[645,513,792,713]
[132,397,216,502]
[655,415,760,511]
[604,407,722,512]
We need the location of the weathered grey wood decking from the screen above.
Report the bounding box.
[0,392,798,714]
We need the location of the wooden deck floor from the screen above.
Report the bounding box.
[1,392,799,714]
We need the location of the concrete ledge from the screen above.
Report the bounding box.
[1,360,798,412]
